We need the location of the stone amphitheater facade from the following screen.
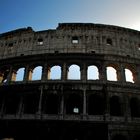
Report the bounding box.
[0,23,140,140]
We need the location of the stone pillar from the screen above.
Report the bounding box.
[117,69,122,81]
[17,96,23,117]
[81,63,87,82]
[119,64,126,82]
[99,64,107,81]
[103,84,110,120]
[7,66,13,83]
[60,93,64,117]
[23,65,30,82]
[47,66,51,80]
[41,63,48,81]
[62,62,67,81]
[133,70,139,84]
[137,66,140,84]
[11,70,17,81]
[37,86,43,115]
[124,95,131,121]
[83,89,87,116]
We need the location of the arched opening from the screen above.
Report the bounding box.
[130,97,140,117]
[125,68,134,83]
[87,65,99,80]
[107,66,117,81]
[112,134,127,140]
[88,94,105,115]
[110,96,123,116]
[23,93,39,114]
[106,38,112,45]
[31,66,42,80]
[4,93,20,114]
[49,65,61,80]
[15,67,25,81]
[42,93,59,114]
[68,64,81,80]
[66,93,82,115]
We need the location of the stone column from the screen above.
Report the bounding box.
[41,63,48,81]
[47,66,51,80]
[119,64,126,82]
[62,62,67,81]
[23,65,30,82]
[124,95,131,121]
[17,95,23,117]
[37,86,43,116]
[11,70,17,81]
[7,66,13,83]
[103,84,110,120]
[99,64,107,81]
[137,66,140,84]
[83,89,87,116]
[133,70,139,84]
[81,63,87,82]
[60,93,64,118]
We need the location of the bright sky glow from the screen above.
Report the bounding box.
[50,66,61,80]
[32,66,42,80]
[87,66,99,80]
[125,69,134,83]
[68,65,80,80]
[1,0,140,33]
[107,67,117,81]
[16,68,25,81]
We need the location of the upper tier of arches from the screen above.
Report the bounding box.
[0,61,138,84]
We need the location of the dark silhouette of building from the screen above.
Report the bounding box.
[0,23,140,140]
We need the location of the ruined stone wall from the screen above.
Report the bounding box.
[0,23,140,140]
[0,23,140,59]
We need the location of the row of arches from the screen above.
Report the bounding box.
[1,91,140,118]
[0,64,135,83]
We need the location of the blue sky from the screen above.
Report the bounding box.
[1,0,140,33]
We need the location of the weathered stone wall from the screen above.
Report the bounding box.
[0,23,140,59]
[0,23,140,140]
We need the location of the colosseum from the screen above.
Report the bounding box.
[0,23,140,140]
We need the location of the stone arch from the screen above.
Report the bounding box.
[23,93,40,114]
[110,96,123,116]
[31,66,43,81]
[11,67,25,82]
[106,66,118,81]
[66,93,83,114]
[4,93,20,114]
[16,67,25,81]
[130,97,140,117]
[49,65,62,80]
[88,93,105,115]
[68,64,81,80]
[87,65,99,80]
[42,93,60,114]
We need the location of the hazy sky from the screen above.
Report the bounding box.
[1,0,140,33]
